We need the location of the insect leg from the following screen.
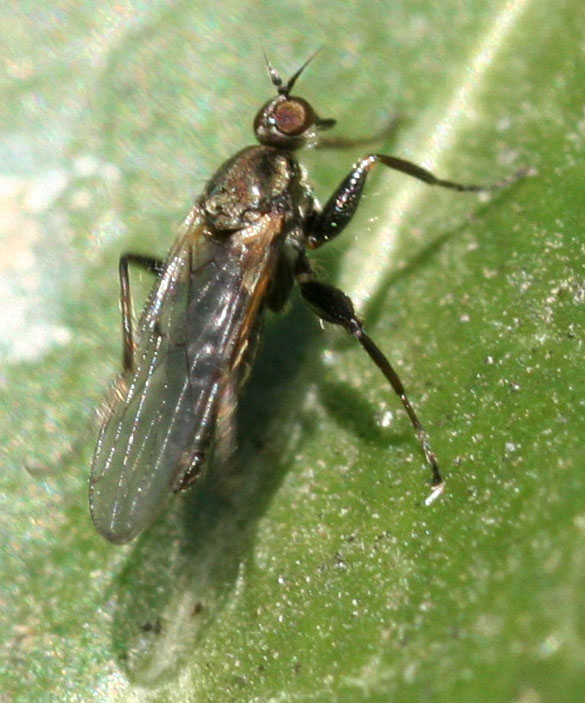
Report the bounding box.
[297,267,443,489]
[314,115,402,151]
[119,253,165,373]
[307,153,524,247]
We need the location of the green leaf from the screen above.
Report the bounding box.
[2,1,584,701]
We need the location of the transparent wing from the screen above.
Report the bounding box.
[90,213,283,543]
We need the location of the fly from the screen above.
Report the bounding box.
[90,54,521,544]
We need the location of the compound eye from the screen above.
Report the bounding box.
[273,98,315,136]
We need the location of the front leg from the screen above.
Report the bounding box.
[314,114,402,151]
[308,153,524,248]
[296,263,443,493]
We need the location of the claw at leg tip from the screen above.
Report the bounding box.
[424,481,445,506]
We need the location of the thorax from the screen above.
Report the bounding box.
[200,145,311,233]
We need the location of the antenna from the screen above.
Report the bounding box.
[263,48,323,96]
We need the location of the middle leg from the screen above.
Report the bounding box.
[296,261,443,490]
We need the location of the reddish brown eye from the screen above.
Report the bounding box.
[274,98,314,136]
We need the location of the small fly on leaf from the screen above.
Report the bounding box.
[90,54,522,544]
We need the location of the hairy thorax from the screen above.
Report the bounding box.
[201,145,303,231]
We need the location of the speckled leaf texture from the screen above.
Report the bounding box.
[1,1,584,701]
